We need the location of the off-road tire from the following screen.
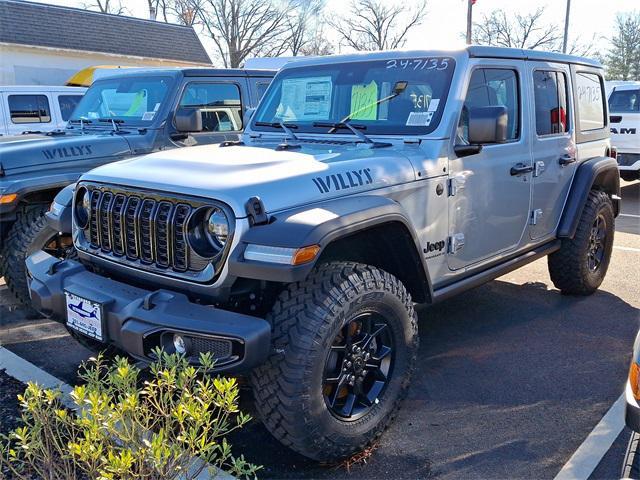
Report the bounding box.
[548,190,614,295]
[622,431,640,479]
[0,205,77,312]
[249,262,418,462]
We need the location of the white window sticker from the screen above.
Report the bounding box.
[406,111,434,126]
[153,102,161,112]
[427,98,440,112]
[278,76,333,121]
[141,111,155,121]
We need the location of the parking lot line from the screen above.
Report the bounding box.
[614,246,640,253]
[619,214,640,219]
[554,394,625,480]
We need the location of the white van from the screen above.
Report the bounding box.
[608,82,640,181]
[0,86,86,136]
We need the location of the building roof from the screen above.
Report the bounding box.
[0,0,211,64]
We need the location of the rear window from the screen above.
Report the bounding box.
[8,95,51,124]
[533,70,569,136]
[58,95,83,121]
[575,72,605,131]
[609,89,640,113]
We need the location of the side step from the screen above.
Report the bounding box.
[431,240,561,303]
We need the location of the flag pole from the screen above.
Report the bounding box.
[562,0,571,53]
[466,0,473,45]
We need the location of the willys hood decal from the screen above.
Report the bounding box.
[81,143,418,216]
[0,131,131,174]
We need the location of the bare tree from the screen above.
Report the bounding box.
[169,0,205,26]
[198,0,294,67]
[147,0,168,21]
[328,0,427,51]
[471,8,560,50]
[299,23,335,56]
[83,0,127,15]
[286,0,328,56]
[605,11,640,80]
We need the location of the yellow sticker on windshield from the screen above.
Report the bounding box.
[350,81,378,120]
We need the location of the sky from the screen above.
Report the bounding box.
[36,0,634,65]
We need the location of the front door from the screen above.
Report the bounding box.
[448,62,532,271]
[528,62,577,240]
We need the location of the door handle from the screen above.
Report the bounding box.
[510,163,533,176]
[559,154,576,166]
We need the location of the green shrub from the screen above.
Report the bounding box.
[0,350,260,479]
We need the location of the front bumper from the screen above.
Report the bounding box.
[26,251,271,373]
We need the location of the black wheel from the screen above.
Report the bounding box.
[548,190,615,295]
[0,205,77,311]
[622,431,640,479]
[249,262,418,462]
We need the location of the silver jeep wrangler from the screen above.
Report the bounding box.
[27,46,620,461]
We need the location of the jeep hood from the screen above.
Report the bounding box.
[0,131,131,175]
[81,143,418,216]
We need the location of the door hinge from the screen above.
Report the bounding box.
[530,209,543,225]
[448,233,465,253]
[448,175,466,196]
[533,161,546,177]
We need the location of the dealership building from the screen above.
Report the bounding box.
[0,0,211,85]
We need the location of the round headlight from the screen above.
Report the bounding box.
[74,188,91,228]
[207,208,229,247]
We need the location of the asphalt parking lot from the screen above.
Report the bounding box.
[1,181,639,479]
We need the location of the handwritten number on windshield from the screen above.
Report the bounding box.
[386,58,449,71]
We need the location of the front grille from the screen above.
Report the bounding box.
[86,188,194,272]
[189,336,233,360]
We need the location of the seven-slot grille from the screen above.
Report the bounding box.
[86,188,193,272]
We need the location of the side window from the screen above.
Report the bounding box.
[179,83,242,132]
[8,95,51,124]
[58,95,83,121]
[458,68,520,144]
[533,70,569,135]
[256,82,270,101]
[575,72,605,131]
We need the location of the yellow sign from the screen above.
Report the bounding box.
[350,81,378,120]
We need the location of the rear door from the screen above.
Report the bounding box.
[448,60,532,270]
[528,62,577,240]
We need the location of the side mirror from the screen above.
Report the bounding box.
[174,108,203,133]
[243,107,256,127]
[468,106,508,144]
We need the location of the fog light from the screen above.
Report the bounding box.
[173,334,189,355]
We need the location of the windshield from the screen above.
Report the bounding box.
[69,76,174,125]
[252,57,455,135]
[609,89,640,113]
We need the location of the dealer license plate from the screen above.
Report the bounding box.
[65,292,104,341]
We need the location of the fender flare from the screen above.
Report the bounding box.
[557,156,620,239]
[45,184,75,234]
[228,195,432,298]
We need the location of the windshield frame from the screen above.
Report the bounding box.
[68,74,176,127]
[250,57,456,136]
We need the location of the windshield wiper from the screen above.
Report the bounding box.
[68,118,93,131]
[313,121,391,148]
[254,121,301,149]
[98,118,125,132]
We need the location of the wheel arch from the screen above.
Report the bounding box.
[558,156,620,239]
[228,195,432,303]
